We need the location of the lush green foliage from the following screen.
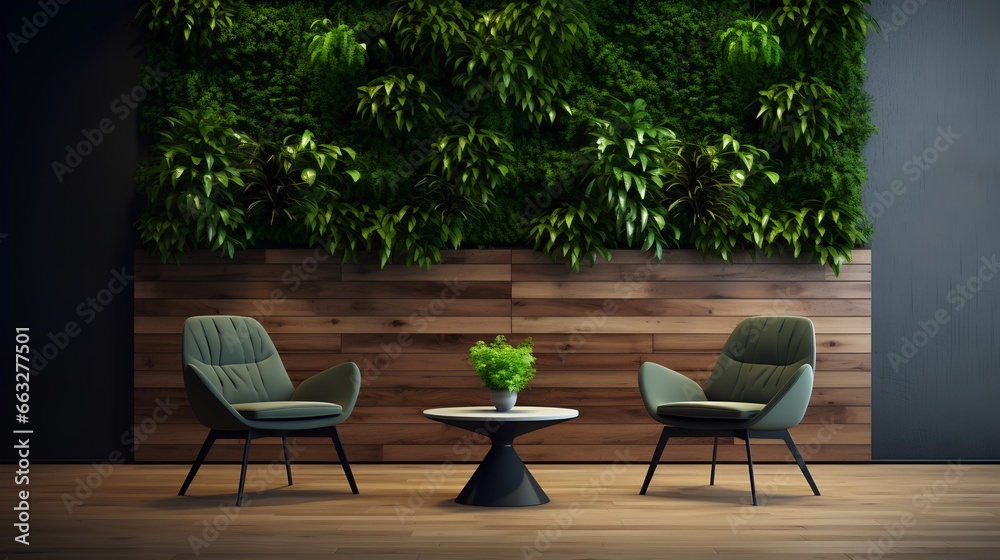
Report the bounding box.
[757,74,845,156]
[719,17,783,67]
[136,0,876,273]
[469,335,537,392]
[242,129,360,231]
[306,19,367,75]
[136,0,234,46]
[770,0,877,54]
[137,107,250,259]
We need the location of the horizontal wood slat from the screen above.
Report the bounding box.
[135,249,871,462]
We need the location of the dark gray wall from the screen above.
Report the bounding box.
[2,0,144,460]
[866,0,1000,460]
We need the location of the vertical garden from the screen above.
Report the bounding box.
[135,0,876,273]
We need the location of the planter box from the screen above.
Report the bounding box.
[134,248,871,462]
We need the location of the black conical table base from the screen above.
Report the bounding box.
[423,406,579,507]
[456,442,548,506]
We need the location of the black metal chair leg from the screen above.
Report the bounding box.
[236,433,253,507]
[710,436,719,485]
[331,427,359,494]
[743,430,757,506]
[179,431,218,496]
[640,427,671,495]
[281,435,293,486]
[781,430,820,496]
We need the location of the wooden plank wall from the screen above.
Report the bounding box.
[134,249,871,463]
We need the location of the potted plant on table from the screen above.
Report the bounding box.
[469,335,536,411]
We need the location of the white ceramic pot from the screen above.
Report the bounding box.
[490,389,517,412]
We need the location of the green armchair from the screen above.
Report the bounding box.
[638,316,821,505]
[178,316,360,505]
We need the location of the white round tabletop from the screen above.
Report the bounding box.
[423,406,579,422]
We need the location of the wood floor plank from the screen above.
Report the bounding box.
[10,463,997,560]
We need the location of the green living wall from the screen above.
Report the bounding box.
[136,0,876,273]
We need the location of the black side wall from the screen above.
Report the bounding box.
[2,0,143,460]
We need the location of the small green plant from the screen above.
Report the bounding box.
[242,130,360,228]
[766,191,866,275]
[664,134,778,228]
[469,335,536,393]
[306,19,367,75]
[528,200,615,273]
[757,74,845,155]
[719,17,783,67]
[357,74,446,135]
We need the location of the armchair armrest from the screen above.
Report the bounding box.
[291,362,361,420]
[638,361,707,420]
[749,363,814,431]
[183,362,249,431]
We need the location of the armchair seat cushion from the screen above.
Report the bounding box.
[657,401,765,420]
[232,401,343,420]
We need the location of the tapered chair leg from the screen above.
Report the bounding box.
[743,430,757,506]
[236,432,253,507]
[709,437,719,485]
[781,430,820,496]
[640,427,671,495]
[331,427,359,494]
[179,431,218,496]
[281,435,293,486]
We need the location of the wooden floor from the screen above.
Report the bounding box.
[5,463,998,559]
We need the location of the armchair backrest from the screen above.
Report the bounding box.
[182,316,294,404]
[704,316,816,405]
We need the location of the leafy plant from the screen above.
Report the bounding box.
[242,130,360,227]
[757,74,845,155]
[719,17,783,67]
[449,0,588,125]
[416,119,513,208]
[356,73,446,135]
[469,335,537,393]
[765,191,866,275]
[391,0,473,63]
[664,134,778,228]
[136,0,234,47]
[306,19,367,76]
[528,200,615,272]
[137,107,250,260]
[584,97,680,258]
[770,0,877,53]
